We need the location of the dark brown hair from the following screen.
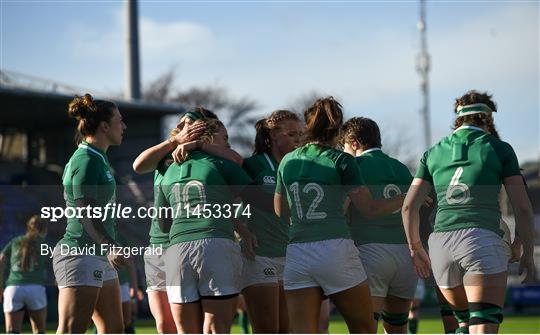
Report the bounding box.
[19,215,46,272]
[254,110,300,155]
[340,117,382,149]
[68,93,117,142]
[303,96,343,145]
[453,90,500,139]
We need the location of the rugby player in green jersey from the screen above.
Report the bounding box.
[132,107,243,333]
[157,119,256,333]
[341,117,418,333]
[241,110,303,333]
[0,216,48,333]
[274,97,405,333]
[403,90,536,334]
[54,94,127,333]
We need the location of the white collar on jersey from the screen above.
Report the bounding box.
[453,125,486,134]
[78,143,107,165]
[263,153,276,171]
[359,147,382,156]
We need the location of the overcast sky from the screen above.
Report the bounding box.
[1,1,538,164]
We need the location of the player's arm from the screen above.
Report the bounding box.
[172,140,243,166]
[504,175,535,283]
[233,215,258,261]
[273,168,290,220]
[126,258,139,298]
[132,122,206,174]
[402,178,433,278]
[74,198,116,246]
[349,186,405,219]
[0,251,7,301]
[157,185,172,234]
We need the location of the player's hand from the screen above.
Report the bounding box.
[519,250,536,284]
[137,288,145,301]
[509,236,523,263]
[173,122,206,145]
[236,223,258,260]
[172,141,198,164]
[107,248,129,270]
[129,286,136,299]
[411,247,431,279]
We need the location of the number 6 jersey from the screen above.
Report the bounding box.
[415,125,521,236]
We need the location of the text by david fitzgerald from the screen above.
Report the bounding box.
[41,244,163,258]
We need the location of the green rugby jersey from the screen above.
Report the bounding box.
[1,235,47,286]
[276,143,365,243]
[157,151,253,245]
[242,153,288,257]
[149,156,172,248]
[350,149,413,245]
[58,140,116,251]
[415,125,521,236]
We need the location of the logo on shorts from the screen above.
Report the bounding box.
[263,267,275,277]
[93,270,103,280]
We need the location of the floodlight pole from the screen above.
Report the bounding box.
[417,0,431,150]
[126,0,141,100]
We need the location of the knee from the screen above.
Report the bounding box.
[382,311,409,327]
[469,302,503,326]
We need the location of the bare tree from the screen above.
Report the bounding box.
[143,70,262,156]
[143,71,176,103]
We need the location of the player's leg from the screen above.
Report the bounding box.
[27,308,47,334]
[318,298,330,333]
[439,286,470,333]
[122,301,133,333]
[196,238,243,333]
[92,278,124,334]
[202,296,239,333]
[330,281,376,334]
[277,284,289,333]
[145,251,176,333]
[24,285,47,334]
[429,231,469,333]
[241,255,283,333]
[436,287,459,333]
[4,311,25,334]
[459,228,509,334]
[170,301,204,333]
[464,272,507,334]
[382,295,411,334]
[242,284,279,332]
[57,286,100,333]
[148,291,176,333]
[3,285,25,333]
[408,299,421,334]
[236,294,250,334]
[286,287,324,333]
[371,296,385,326]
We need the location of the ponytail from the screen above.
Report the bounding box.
[304,96,343,145]
[19,215,45,272]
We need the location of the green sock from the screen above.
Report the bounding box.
[238,312,250,333]
[408,318,419,334]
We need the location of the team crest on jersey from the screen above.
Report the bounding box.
[106,170,114,181]
[263,176,276,184]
